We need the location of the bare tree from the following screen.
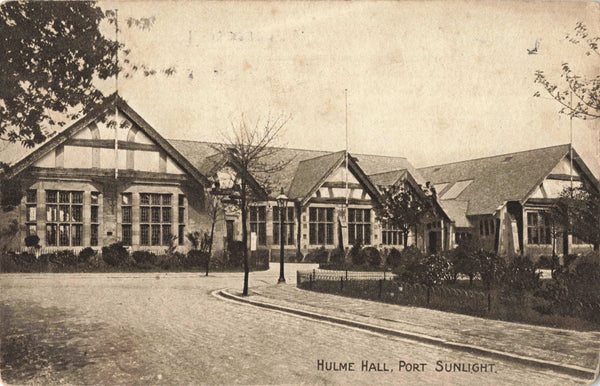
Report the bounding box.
[534,22,600,120]
[212,114,291,296]
[204,191,221,276]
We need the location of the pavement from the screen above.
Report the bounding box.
[220,282,600,380]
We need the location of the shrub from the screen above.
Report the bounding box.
[158,252,185,270]
[186,231,202,250]
[210,251,227,270]
[362,247,381,267]
[78,247,96,263]
[398,252,450,287]
[307,246,328,264]
[536,255,559,271]
[477,250,505,291]
[399,245,424,263]
[132,250,158,266]
[37,253,52,266]
[349,240,364,266]
[329,247,345,265]
[536,252,600,324]
[293,250,304,263]
[50,250,78,267]
[186,249,209,268]
[450,239,480,285]
[24,235,40,248]
[502,256,541,294]
[563,254,579,267]
[18,251,37,265]
[227,241,246,267]
[250,250,270,271]
[0,252,19,272]
[101,242,129,267]
[386,248,402,268]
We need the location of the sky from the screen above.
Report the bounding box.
[2,0,600,175]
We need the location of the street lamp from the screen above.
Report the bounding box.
[276,187,288,284]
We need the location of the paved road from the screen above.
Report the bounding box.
[0,264,589,385]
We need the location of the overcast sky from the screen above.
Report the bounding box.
[3,1,600,175]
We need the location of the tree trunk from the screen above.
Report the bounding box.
[207,206,217,277]
[403,231,408,247]
[241,189,249,296]
[562,231,569,259]
[469,274,474,287]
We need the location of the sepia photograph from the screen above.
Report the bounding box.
[1,0,599,384]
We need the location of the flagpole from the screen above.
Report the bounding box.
[345,89,349,207]
[114,8,119,180]
[570,92,573,190]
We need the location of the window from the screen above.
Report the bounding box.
[25,190,37,236]
[140,193,172,246]
[382,221,402,246]
[441,180,473,200]
[273,206,294,245]
[573,235,588,245]
[45,190,83,246]
[121,193,132,246]
[250,206,266,245]
[456,232,472,244]
[348,208,371,245]
[91,192,99,246]
[178,194,185,245]
[527,212,551,245]
[309,207,334,245]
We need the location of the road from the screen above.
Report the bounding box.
[0,264,587,385]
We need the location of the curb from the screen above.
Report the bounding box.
[217,289,597,380]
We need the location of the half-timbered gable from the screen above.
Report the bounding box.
[3,95,210,252]
[419,144,600,259]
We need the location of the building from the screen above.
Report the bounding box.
[418,145,600,259]
[170,139,450,258]
[0,96,448,257]
[2,96,598,261]
[1,96,211,253]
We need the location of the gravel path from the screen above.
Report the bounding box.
[0,267,592,385]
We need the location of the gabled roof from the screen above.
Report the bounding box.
[287,151,346,200]
[370,168,451,223]
[368,169,409,187]
[438,200,471,228]
[169,139,414,202]
[418,144,596,216]
[5,94,209,186]
[287,151,383,205]
[352,154,426,186]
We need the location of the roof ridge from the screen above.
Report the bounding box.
[354,153,408,160]
[418,143,571,170]
[167,138,412,161]
[369,168,408,177]
[296,149,345,164]
[167,138,335,155]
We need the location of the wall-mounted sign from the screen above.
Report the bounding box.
[250,232,257,251]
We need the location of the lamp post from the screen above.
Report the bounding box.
[276,187,288,284]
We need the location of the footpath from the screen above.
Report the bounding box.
[219,284,600,380]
